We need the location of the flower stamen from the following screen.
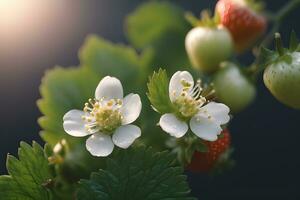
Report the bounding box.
[173,78,207,119]
[82,98,123,134]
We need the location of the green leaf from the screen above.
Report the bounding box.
[38,67,108,183]
[126,1,188,49]
[147,69,174,114]
[0,142,54,200]
[38,66,99,146]
[77,147,196,200]
[79,35,149,93]
[39,36,152,147]
[125,1,191,72]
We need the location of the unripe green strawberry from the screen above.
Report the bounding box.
[213,62,256,113]
[185,12,234,73]
[263,33,300,109]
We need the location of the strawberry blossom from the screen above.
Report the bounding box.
[159,71,230,141]
[63,76,142,157]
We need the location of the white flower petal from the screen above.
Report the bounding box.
[159,113,188,138]
[63,110,90,137]
[95,76,123,100]
[86,133,114,157]
[169,71,194,102]
[199,102,230,125]
[112,125,141,149]
[190,115,222,141]
[120,94,142,125]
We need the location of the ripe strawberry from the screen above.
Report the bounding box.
[187,129,231,173]
[215,0,267,53]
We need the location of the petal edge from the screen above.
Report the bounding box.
[159,113,188,138]
[112,125,141,149]
[86,133,114,157]
[95,76,123,100]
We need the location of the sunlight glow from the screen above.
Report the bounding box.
[0,0,81,72]
[0,0,32,29]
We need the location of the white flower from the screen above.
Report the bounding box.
[63,76,142,157]
[159,71,230,141]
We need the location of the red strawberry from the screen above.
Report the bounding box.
[215,0,267,53]
[187,129,231,173]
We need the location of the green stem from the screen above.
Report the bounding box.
[277,0,300,22]
[260,22,279,48]
[250,0,300,77]
[261,0,300,47]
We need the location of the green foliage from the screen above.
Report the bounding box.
[79,35,150,93]
[38,67,99,146]
[256,47,277,67]
[178,141,208,165]
[126,1,188,48]
[78,35,170,150]
[37,36,174,184]
[147,69,175,114]
[38,36,151,147]
[167,135,209,165]
[125,1,191,72]
[77,146,195,200]
[0,142,54,200]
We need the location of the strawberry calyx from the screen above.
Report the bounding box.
[249,31,300,78]
[166,132,209,166]
[199,10,220,28]
[260,32,300,66]
[275,33,285,56]
[185,10,220,28]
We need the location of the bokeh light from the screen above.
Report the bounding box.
[0,0,82,73]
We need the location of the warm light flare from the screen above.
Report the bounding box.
[0,0,31,29]
[0,0,81,72]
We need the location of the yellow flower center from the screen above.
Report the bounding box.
[82,98,123,134]
[173,79,206,119]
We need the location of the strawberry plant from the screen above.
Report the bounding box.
[1,0,300,199]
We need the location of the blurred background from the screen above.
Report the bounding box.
[0,0,299,199]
